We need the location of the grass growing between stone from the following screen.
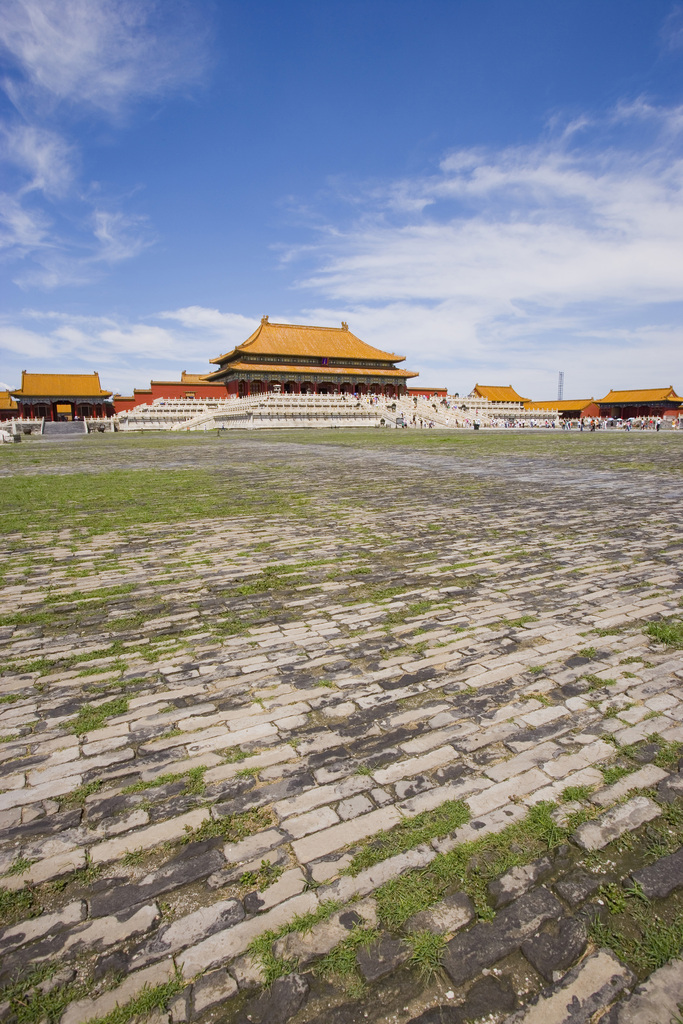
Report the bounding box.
[590,900,683,979]
[347,800,471,875]
[0,469,309,535]
[122,766,207,796]
[0,886,42,927]
[181,806,274,846]
[374,802,573,930]
[66,697,129,734]
[313,925,380,997]
[0,963,85,1024]
[406,930,447,980]
[246,899,345,983]
[644,617,683,649]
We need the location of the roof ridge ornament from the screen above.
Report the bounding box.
[341,321,348,331]
[261,315,269,324]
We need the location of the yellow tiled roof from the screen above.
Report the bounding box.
[596,387,682,404]
[180,371,213,383]
[524,399,595,412]
[208,360,416,380]
[12,372,112,398]
[0,390,18,411]
[471,384,529,403]
[211,319,405,365]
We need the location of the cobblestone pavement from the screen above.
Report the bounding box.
[1,431,683,1024]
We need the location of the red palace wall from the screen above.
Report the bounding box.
[114,381,228,413]
[407,386,448,399]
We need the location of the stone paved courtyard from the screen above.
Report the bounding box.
[1,429,683,1024]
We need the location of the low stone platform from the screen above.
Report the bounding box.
[1,430,682,1024]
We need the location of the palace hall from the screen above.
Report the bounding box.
[207,317,417,397]
[10,372,114,421]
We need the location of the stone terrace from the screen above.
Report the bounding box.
[1,430,682,1024]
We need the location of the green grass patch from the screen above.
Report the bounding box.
[0,962,85,1024]
[584,674,616,688]
[65,697,129,734]
[182,806,274,846]
[644,617,683,649]
[375,802,569,929]
[590,905,683,979]
[240,859,284,891]
[0,693,23,705]
[406,930,447,980]
[652,737,683,769]
[347,799,470,875]
[0,886,42,927]
[122,765,207,796]
[6,856,34,876]
[561,784,594,802]
[599,763,634,785]
[60,780,103,808]
[0,468,309,535]
[247,899,344,983]
[314,925,379,995]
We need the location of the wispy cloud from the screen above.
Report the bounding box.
[0,0,208,116]
[0,307,259,393]
[660,4,683,51]
[287,104,683,396]
[0,0,209,288]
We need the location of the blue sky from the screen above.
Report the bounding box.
[1,0,683,399]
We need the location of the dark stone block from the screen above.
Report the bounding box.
[214,773,314,818]
[565,656,592,668]
[0,755,46,778]
[85,793,144,825]
[397,667,437,687]
[147,795,200,822]
[407,977,516,1024]
[521,916,587,981]
[657,773,683,804]
[89,840,224,916]
[631,742,660,764]
[460,975,517,1017]
[306,746,348,769]
[406,1007,461,1023]
[442,887,562,987]
[356,933,410,982]
[553,871,603,909]
[93,951,129,982]
[632,846,683,899]
[235,973,309,1024]
[433,763,470,786]
[2,808,82,842]
[353,728,415,756]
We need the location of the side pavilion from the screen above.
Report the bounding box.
[207,317,418,397]
[595,387,683,420]
[10,372,114,421]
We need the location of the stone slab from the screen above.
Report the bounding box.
[442,887,563,986]
[573,796,661,851]
[601,957,683,1023]
[502,949,634,1023]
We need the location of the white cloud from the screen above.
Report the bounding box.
[0,0,208,116]
[661,4,683,51]
[0,0,209,289]
[288,105,683,397]
[159,307,259,337]
[0,307,256,393]
[1,123,75,196]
